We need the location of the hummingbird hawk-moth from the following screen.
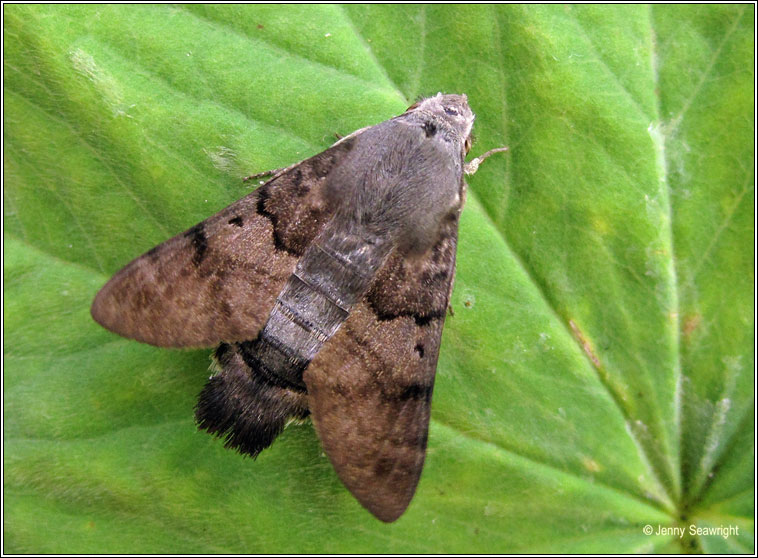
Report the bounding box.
[91,93,506,522]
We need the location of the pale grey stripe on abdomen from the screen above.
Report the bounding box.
[245,232,390,390]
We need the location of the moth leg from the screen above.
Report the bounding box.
[446,256,457,317]
[242,167,288,183]
[242,155,322,183]
[332,125,371,146]
[464,146,509,175]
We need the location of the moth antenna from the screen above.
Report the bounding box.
[464,146,509,175]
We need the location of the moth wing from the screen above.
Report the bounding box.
[91,139,355,348]
[303,217,459,522]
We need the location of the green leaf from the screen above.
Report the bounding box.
[3,4,753,553]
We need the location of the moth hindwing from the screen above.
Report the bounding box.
[91,93,505,523]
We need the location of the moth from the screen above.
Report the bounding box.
[91,93,506,522]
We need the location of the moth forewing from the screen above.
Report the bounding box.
[91,93,505,522]
[90,137,357,348]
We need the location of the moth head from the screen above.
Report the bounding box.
[408,93,475,148]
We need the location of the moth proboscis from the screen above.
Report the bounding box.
[91,93,507,522]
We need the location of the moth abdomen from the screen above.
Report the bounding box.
[237,335,310,391]
[265,229,391,350]
[195,343,309,457]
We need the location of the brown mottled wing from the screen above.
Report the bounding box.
[91,139,354,348]
[303,215,459,522]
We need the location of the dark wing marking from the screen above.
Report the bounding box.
[91,139,354,348]
[303,216,459,522]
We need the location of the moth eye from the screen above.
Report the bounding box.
[444,106,459,116]
[464,136,472,154]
